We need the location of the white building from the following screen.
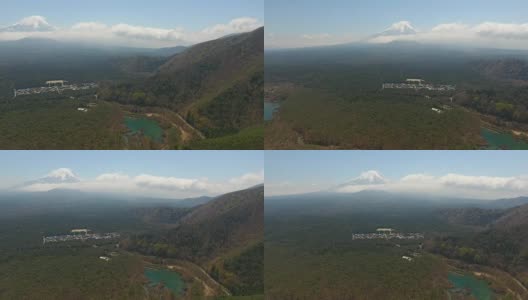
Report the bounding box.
[99,256,110,261]
[406,79,425,84]
[77,108,88,112]
[431,108,443,114]
[376,228,394,233]
[402,256,413,262]
[46,80,67,87]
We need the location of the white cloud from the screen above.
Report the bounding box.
[95,172,129,182]
[0,16,262,48]
[369,21,528,49]
[438,173,527,190]
[431,23,468,33]
[474,22,528,40]
[72,22,108,31]
[111,23,185,41]
[16,169,263,199]
[202,17,262,35]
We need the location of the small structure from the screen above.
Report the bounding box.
[46,80,67,87]
[71,229,89,234]
[99,256,110,262]
[376,228,394,234]
[432,108,443,114]
[402,256,413,262]
[406,79,425,84]
[77,108,88,112]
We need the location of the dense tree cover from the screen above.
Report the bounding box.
[98,28,264,141]
[0,97,126,149]
[222,243,264,295]
[430,213,528,279]
[188,126,263,150]
[266,87,482,149]
[0,204,151,300]
[197,71,263,137]
[122,187,264,296]
[266,45,528,149]
[457,87,528,124]
[428,231,528,279]
[265,216,450,300]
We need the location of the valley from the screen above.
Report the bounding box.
[0,27,264,150]
[0,185,264,300]
[265,192,528,299]
[264,44,528,150]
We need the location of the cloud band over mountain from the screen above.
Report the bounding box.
[266,20,528,49]
[0,15,263,47]
[14,168,264,199]
[267,170,528,199]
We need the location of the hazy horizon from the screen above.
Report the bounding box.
[0,151,263,199]
[265,151,528,199]
[1,0,263,48]
[265,0,528,50]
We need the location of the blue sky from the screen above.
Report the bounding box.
[266,0,527,36]
[2,0,263,29]
[265,0,528,49]
[266,151,528,199]
[0,151,263,198]
[0,0,264,47]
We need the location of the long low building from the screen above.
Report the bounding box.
[14,82,98,98]
[382,82,456,92]
[43,232,120,244]
[352,232,424,240]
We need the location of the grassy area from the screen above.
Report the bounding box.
[266,87,483,149]
[188,126,263,150]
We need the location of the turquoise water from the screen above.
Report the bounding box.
[125,117,163,143]
[448,272,493,300]
[144,268,185,295]
[481,128,528,150]
[264,102,281,121]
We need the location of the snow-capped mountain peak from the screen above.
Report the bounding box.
[384,21,416,35]
[45,168,80,182]
[0,16,56,32]
[351,170,387,185]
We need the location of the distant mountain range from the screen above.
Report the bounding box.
[266,188,528,217]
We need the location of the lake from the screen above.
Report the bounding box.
[481,128,528,150]
[264,102,281,121]
[448,272,493,300]
[144,268,185,295]
[125,117,163,143]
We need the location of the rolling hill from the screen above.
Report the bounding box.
[124,185,264,296]
[99,27,264,139]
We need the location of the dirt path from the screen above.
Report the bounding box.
[173,112,206,140]
[167,261,231,297]
[146,111,205,143]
